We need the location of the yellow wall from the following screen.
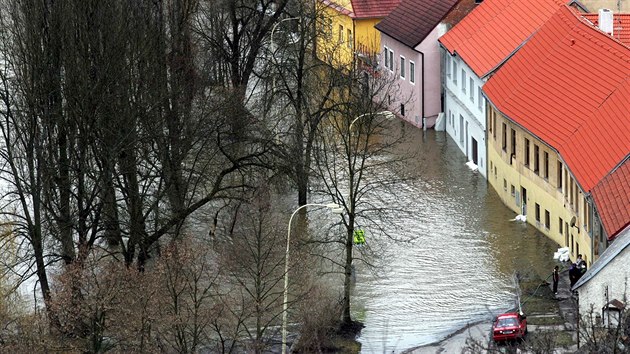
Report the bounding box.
[316,4,355,67]
[354,18,381,57]
[486,106,595,267]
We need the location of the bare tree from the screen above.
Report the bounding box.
[312,64,411,330]
[0,0,271,335]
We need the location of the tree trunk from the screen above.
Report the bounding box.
[341,223,354,325]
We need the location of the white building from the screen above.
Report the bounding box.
[442,54,486,176]
[437,0,567,178]
[573,225,630,327]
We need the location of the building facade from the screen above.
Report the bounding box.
[483,5,630,264]
[438,0,566,178]
[486,105,594,264]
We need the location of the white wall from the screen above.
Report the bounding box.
[442,51,487,177]
[577,248,630,319]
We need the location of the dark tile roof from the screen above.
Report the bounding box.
[350,0,400,18]
[375,0,460,48]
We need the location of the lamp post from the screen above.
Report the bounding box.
[282,203,343,354]
[270,17,300,94]
[271,17,300,52]
[349,110,394,130]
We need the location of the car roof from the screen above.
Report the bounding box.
[497,312,519,319]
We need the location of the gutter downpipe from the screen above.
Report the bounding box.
[420,50,425,130]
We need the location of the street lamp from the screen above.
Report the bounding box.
[282,202,343,354]
[270,17,300,94]
[271,17,300,52]
[349,110,394,130]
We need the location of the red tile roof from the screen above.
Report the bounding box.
[375,0,460,48]
[439,0,565,78]
[583,13,630,46]
[350,0,400,19]
[591,157,630,240]
[484,5,630,193]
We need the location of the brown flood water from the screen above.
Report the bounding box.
[349,121,558,353]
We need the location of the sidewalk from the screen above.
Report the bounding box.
[405,268,579,353]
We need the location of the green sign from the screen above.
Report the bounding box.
[353,229,365,245]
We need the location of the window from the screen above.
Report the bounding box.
[327,18,333,39]
[511,185,515,196]
[557,161,563,190]
[409,61,415,84]
[543,151,549,179]
[401,103,405,116]
[535,203,540,223]
[453,60,457,84]
[559,217,563,234]
[488,116,492,134]
[510,129,516,161]
[524,138,530,167]
[503,178,507,191]
[545,210,550,229]
[347,29,352,48]
[492,111,496,139]
[461,69,466,92]
[576,243,580,258]
[338,25,344,43]
[400,56,405,79]
[478,87,483,110]
[383,46,389,69]
[501,123,507,151]
[388,49,393,71]
[469,78,474,101]
[446,56,451,78]
[534,145,540,174]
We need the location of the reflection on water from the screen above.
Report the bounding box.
[352,124,558,353]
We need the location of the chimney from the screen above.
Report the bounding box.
[598,8,614,36]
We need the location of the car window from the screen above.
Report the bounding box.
[497,318,518,327]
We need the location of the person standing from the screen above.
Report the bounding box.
[552,265,559,294]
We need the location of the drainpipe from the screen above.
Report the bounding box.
[585,193,595,264]
[420,50,425,130]
[352,21,357,68]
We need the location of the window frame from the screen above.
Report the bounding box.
[461,69,466,93]
[338,24,344,43]
[446,55,451,78]
[409,60,415,84]
[400,56,406,79]
[388,49,394,72]
[347,29,352,48]
[469,78,474,101]
[383,46,389,69]
[478,87,483,110]
[534,144,540,175]
[453,60,458,84]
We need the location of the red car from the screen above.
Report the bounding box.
[492,312,527,342]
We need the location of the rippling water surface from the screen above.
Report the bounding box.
[351,123,557,353]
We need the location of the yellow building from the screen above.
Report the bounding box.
[486,107,595,265]
[316,0,400,67]
[483,6,630,268]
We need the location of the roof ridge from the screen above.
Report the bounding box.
[488,7,582,117]
[576,11,630,52]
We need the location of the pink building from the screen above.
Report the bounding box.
[375,0,475,128]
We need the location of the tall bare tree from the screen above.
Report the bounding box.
[0,0,271,332]
[313,65,411,329]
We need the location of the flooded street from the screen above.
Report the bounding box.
[351,122,558,353]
